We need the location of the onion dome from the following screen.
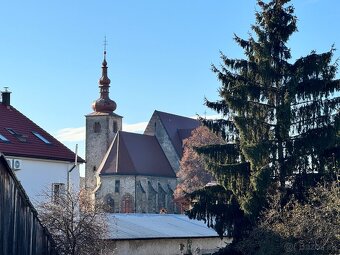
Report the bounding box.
[92,51,117,113]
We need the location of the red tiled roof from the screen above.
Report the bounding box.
[155,111,200,157]
[99,131,176,178]
[0,104,84,163]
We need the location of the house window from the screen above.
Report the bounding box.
[32,131,51,144]
[113,121,118,133]
[52,183,65,202]
[115,180,120,193]
[6,128,27,142]
[94,122,101,133]
[0,133,9,142]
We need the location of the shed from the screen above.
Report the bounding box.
[102,213,231,255]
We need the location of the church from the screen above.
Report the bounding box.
[84,51,200,213]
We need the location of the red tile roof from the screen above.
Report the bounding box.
[99,131,176,178]
[0,104,84,163]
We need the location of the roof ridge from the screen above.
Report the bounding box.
[97,133,118,174]
[118,132,137,174]
[155,109,198,120]
[120,130,147,137]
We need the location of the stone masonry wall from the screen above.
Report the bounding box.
[95,175,135,213]
[144,114,180,173]
[85,113,122,191]
[95,175,177,213]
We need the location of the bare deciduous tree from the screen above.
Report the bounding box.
[37,189,108,255]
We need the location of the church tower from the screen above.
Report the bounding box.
[85,51,122,191]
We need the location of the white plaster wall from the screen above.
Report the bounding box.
[6,156,80,205]
[104,237,231,255]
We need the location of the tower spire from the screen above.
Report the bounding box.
[103,35,107,53]
[92,43,117,113]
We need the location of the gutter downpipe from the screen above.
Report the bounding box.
[135,175,137,213]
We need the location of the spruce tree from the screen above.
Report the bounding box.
[187,0,340,238]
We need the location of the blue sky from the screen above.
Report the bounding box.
[1,0,339,163]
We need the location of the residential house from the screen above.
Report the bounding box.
[0,89,84,204]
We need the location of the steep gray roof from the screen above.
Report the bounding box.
[99,131,176,178]
[145,110,200,157]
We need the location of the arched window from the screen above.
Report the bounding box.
[115,180,120,193]
[113,121,118,133]
[158,183,166,212]
[121,193,134,213]
[104,194,115,213]
[94,122,101,133]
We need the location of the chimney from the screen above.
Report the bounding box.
[1,87,11,106]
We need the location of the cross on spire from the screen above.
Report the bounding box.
[103,36,108,53]
[92,37,117,113]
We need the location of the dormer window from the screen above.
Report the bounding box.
[6,128,27,142]
[6,128,16,135]
[32,131,51,144]
[0,133,9,142]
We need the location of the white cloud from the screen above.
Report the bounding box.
[54,121,149,142]
[54,114,223,142]
[55,127,86,142]
[123,121,148,133]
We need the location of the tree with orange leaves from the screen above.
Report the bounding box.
[175,125,224,199]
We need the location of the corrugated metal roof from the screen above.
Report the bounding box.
[99,131,176,178]
[0,104,84,163]
[106,214,219,240]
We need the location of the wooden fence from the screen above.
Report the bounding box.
[0,154,59,255]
